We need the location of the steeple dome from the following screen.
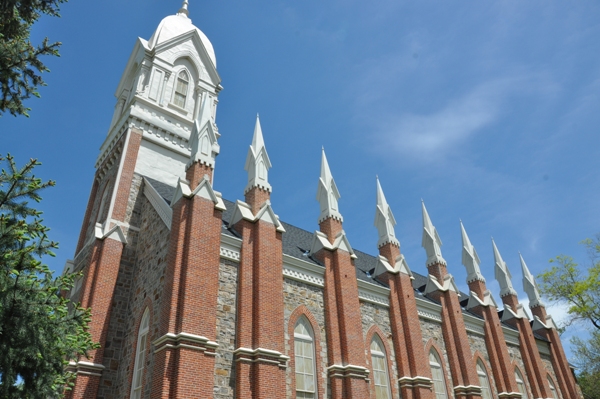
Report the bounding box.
[148,1,216,67]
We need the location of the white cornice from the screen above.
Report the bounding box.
[357,279,390,307]
[415,297,443,323]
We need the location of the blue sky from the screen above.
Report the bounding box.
[2,1,599,359]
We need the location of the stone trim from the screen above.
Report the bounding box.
[153,332,219,355]
[326,364,370,379]
[67,361,106,377]
[282,254,325,287]
[453,384,483,396]
[463,313,486,336]
[497,392,523,398]
[357,279,390,307]
[220,234,242,262]
[398,376,434,389]
[143,177,173,229]
[416,297,443,323]
[233,347,289,369]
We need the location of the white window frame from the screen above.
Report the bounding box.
[429,349,449,399]
[172,69,190,109]
[515,368,529,399]
[370,335,392,399]
[294,317,317,399]
[476,360,493,399]
[130,308,150,399]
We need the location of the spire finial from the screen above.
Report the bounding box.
[520,253,545,308]
[421,201,446,266]
[374,177,399,248]
[244,115,272,194]
[178,0,189,16]
[316,149,342,223]
[492,239,517,297]
[460,221,485,283]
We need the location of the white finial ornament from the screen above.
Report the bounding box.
[244,115,272,194]
[178,0,189,16]
[520,253,545,308]
[460,221,485,283]
[421,201,446,266]
[492,239,518,297]
[188,93,220,169]
[374,177,399,248]
[316,148,342,223]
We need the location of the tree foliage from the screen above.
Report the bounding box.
[0,154,97,398]
[0,0,67,117]
[539,235,600,399]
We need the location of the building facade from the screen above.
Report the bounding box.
[64,3,581,398]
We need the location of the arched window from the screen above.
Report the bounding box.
[547,376,559,399]
[515,368,529,399]
[429,349,449,399]
[370,335,392,399]
[294,317,316,398]
[476,360,493,399]
[131,308,150,399]
[173,70,189,108]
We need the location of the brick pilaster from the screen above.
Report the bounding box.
[501,295,552,399]
[531,306,581,399]
[426,261,482,399]
[379,243,433,399]
[75,177,99,254]
[151,162,222,399]
[315,218,370,399]
[467,280,520,398]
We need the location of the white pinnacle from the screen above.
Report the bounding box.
[316,148,342,223]
[492,239,517,297]
[178,0,189,16]
[374,177,399,248]
[520,253,545,308]
[460,221,485,283]
[189,93,219,168]
[421,201,445,266]
[244,115,272,194]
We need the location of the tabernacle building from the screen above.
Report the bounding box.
[64,3,581,398]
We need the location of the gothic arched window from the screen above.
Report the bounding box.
[547,375,559,399]
[294,317,317,398]
[476,360,493,399]
[429,349,449,399]
[131,308,150,399]
[173,70,189,108]
[370,335,392,399]
[515,368,529,399]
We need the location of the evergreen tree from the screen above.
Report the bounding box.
[0,154,97,398]
[0,0,67,117]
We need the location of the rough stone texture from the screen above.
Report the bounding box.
[541,355,563,398]
[283,278,328,399]
[466,331,500,394]
[97,184,170,399]
[213,260,238,398]
[360,301,399,396]
[420,317,454,392]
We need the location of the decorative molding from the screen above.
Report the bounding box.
[153,332,218,355]
[94,222,127,244]
[415,297,443,323]
[326,364,370,379]
[463,313,486,336]
[143,177,173,229]
[66,361,106,377]
[233,347,289,369]
[502,327,520,346]
[398,376,433,389]
[309,229,356,259]
[536,340,551,356]
[229,199,285,232]
[453,385,483,396]
[220,234,241,262]
[357,279,390,307]
[282,254,325,287]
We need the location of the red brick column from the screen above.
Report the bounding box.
[468,280,520,398]
[233,186,287,399]
[315,218,370,399]
[426,261,482,399]
[378,243,433,399]
[75,177,99,254]
[501,295,552,399]
[531,306,581,399]
[150,162,222,399]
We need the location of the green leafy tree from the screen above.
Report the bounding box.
[0,0,67,117]
[0,154,98,398]
[539,235,600,399]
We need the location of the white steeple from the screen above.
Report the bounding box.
[520,253,545,308]
[492,239,518,297]
[188,93,220,169]
[460,221,485,283]
[244,115,272,194]
[374,177,399,248]
[316,148,342,223]
[421,201,446,266]
[177,0,189,16]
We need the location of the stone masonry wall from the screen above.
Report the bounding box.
[283,278,328,399]
[420,317,454,398]
[466,331,499,394]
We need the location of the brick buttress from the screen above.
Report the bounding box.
[531,305,581,399]
[67,128,142,399]
[467,280,520,398]
[233,187,287,398]
[426,261,482,399]
[150,162,223,399]
[314,218,370,399]
[501,295,553,399]
[378,243,434,399]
